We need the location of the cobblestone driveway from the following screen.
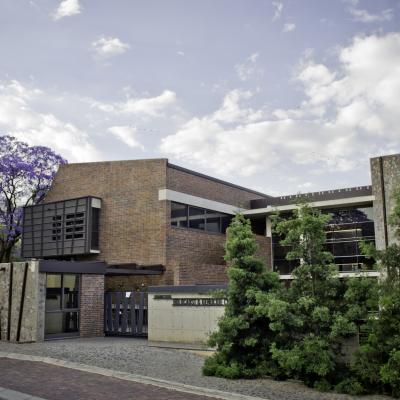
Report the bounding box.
[0,338,390,400]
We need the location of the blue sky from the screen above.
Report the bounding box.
[0,0,399,195]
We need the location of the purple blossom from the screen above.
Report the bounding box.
[0,135,67,261]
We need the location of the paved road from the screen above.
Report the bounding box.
[0,338,390,400]
[0,358,220,400]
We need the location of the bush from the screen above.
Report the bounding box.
[381,350,400,398]
[335,378,364,395]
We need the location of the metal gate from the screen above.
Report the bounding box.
[104,291,148,337]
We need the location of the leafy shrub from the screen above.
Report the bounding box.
[335,378,364,395]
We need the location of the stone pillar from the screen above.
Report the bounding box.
[371,154,400,250]
[79,274,104,337]
[0,261,44,343]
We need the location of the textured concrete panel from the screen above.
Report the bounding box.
[148,292,225,345]
[0,261,43,343]
[371,154,400,249]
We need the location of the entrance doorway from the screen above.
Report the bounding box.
[104,291,148,337]
[45,273,80,339]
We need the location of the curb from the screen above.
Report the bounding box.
[0,352,269,400]
[0,386,46,400]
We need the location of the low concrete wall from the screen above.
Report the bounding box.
[0,261,44,343]
[148,285,226,347]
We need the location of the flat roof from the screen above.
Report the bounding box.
[168,162,273,200]
[251,185,372,209]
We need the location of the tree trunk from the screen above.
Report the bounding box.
[0,245,13,263]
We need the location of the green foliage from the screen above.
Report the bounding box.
[203,213,281,379]
[334,378,364,395]
[261,204,358,388]
[381,350,400,398]
[350,187,400,397]
[204,190,400,398]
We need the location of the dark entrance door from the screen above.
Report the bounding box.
[45,273,80,339]
[104,291,148,337]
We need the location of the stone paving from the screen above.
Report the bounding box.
[0,338,391,400]
[0,358,223,400]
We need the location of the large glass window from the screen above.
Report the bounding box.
[45,273,80,338]
[170,202,233,234]
[171,202,188,227]
[272,206,376,275]
[189,206,206,230]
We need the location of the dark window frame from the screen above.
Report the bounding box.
[272,206,376,275]
[170,201,233,234]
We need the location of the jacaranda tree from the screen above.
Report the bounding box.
[0,135,66,262]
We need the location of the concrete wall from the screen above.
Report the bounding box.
[371,154,400,249]
[148,290,225,346]
[0,261,44,343]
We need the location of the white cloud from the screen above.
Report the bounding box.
[234,53,262,82]
[283,23,296,33]
[0,80,100,162]
[92,36,130,58]
[272,1,283,21]
[177,51,185,56]
[160,32,400,177]
[108,126,144,149]
[90,90,178,118]
[53,0,81,20]
[344,0,394,23]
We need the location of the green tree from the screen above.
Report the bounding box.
[259,204,359,390]
[352,188,400,397]
[203,213,281,379]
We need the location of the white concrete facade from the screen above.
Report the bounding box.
[148,291,225,346]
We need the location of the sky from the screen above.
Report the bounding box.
[0,0,399,196]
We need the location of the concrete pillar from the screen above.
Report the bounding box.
[0,261,44,343]
[370,154,400,250]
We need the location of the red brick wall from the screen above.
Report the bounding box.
[42,159,272,287]
[105,274,163,291]
[79,274,104,337]
[167,227,272,285]
[167,166,268,208]
[43,159,168,266]
[177,264,228,285]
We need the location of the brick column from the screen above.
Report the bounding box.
[79,274,104,338]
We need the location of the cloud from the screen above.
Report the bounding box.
[344,1,394,23]
[0,80,101,163]
[90,90,178,118]
[283,23,296,33]
[234,53,263,82]
[272,1,283,21]
[92,36,130,58]
[108,126,144,149]
[160,32,400,177]
[177,51,185,56]
[53,0,81,20]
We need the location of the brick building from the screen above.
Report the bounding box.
[16,153,400,340]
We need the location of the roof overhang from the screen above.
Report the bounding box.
[243,195,375,217]
[159,189,244,215]
[39,260,106,274]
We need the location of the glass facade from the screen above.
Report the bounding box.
[272,206,375,275]
[170,201,233,234]
[45,273,80,337]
